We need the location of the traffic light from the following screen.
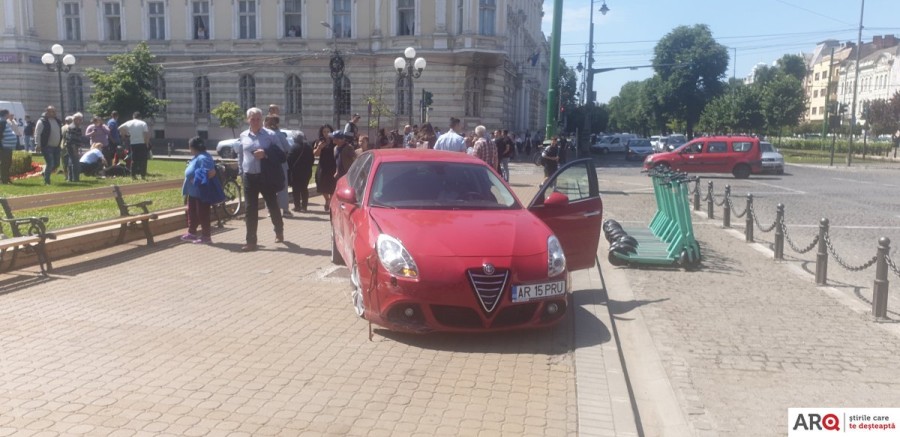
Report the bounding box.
[424,91,433,107]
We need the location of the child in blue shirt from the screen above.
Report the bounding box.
[182,136,226,244]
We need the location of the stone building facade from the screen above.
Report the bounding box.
[0,0,550,143]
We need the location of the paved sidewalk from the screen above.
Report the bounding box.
[597,169,900,436]
[0,161,637,436]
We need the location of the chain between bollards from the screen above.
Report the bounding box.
[774,204,784,260]
[744,194,754,243]
[815,218,829,285]
[722,185,731,228]
[872,237,890,319]
[693,179,701,211]
[707,181,714,219]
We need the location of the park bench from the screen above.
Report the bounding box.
[0,181,176,273]
[0,215,55,275]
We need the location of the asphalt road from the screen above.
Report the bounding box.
[589,151,900,316]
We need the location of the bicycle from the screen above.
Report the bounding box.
[215,160,243,217]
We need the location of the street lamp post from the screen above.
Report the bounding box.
[321,21,345,129]
[41,44,77,116]
[578,1,609,154]
[394,47,426,128]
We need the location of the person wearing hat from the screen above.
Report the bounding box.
[343,113,360,146]
[333,130,356,180]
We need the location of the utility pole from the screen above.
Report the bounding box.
[821,47,835,138]
[544,0,564,139]
[579,1,608,154]
[847,0,865,166]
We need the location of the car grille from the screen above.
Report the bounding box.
[467,269,509,313]
[431,305,482,328]
[492,303,539,328]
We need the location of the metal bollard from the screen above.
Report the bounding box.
[872,237,890,319]
[815,218,829,285]
[745,194,754,242]
[723,185,731,228]
[774,204,784,260]
[707,181,714,219]
[694,178,703,210]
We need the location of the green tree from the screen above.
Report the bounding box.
[211,101,243,137]
[776,54,808,82]
[864,91,900,137]
[760,73,807,137]
[652,24,729,138]
[363,79,394,135]
[698,85,764,135]
[85,42,165,119]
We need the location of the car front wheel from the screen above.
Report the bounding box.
[350,258,365,318]
[330,231,345,265]
[732,164,751,179]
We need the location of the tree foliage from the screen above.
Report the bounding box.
[776,54,808,82]
[85,42,165,119]
[211,101,243,137]
[864,91,900,136]
[760,73,807,135]
[363,79,394,134]
[652,24,729,138]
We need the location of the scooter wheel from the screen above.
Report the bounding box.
[615,235,639,248]
[608,251,629,266]
[609,241,637,255]
[602,220,621,233]
[607,230,628,243]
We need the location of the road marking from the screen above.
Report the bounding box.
[747,180,806,194]
[833,177,874,184]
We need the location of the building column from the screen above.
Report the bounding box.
[435,0,447,32]
[374,0,382,36]
[4,0,17,35]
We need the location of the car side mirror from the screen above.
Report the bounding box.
[544,191,570,207]
[336,186,357,204]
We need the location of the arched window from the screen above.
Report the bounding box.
[67,74,84,112]
[339,76,351,116]
[285,74,302,114]
[465,75,482,117]
[240,74,256,110]
[195,76,210,113]
[396,75,410,116]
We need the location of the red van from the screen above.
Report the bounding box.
[642,135,763,179]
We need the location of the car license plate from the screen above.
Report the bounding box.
[512,280,566,303]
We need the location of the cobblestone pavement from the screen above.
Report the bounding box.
[0,161,636,436]
[596,160,900,436]
[599,156,900,315]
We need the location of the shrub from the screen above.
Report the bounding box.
[11,151,32,176]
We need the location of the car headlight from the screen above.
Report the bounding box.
[376,234,419,278]
[548,235,566,277]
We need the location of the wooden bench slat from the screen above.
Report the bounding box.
[0,236,41,248]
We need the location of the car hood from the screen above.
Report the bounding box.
[761,151,783,160]
[369,208,550,257]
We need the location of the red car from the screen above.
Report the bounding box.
[642,135,763,179]
[329,150,603,333]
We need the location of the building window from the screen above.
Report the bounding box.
[819,106,824,114]
[811,107,817,115]
[398,0,415,36]
[814,72,820,81]
[154,75,167,111]
[240,74,256,110]
[396,76,410,115]
[339,77,351,115]
[103,2,122,41]
[813,89,818,98]
[192,1,209,39]
[67,75,84,112]
[479,0,496,36]
[148,1,166,40]
[457,0,464,34]
[285,74,302,114]
[284,0,302,37]
[238,0,257,39]
[63,2,81,41]
[465,75,483,117]
[334,0,352,38]
[195,76,210,114]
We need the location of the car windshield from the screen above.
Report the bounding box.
[760,142,774,152]
[369,161,520,210]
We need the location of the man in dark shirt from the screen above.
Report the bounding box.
[23,115,36,152]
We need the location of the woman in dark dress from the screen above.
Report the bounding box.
[287,131,314,212]
[314,124,337,210]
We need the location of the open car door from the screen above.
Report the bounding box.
[527,159,602,271]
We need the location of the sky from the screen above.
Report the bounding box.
[541,0,900,104]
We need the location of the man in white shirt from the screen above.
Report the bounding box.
[433,117,466,152]
[118,112,150,179]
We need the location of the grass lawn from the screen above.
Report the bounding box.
[23,189,187,231]
[782,149,899,166]
[1,157,187,197]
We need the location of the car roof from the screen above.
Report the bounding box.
[367,148,487,165]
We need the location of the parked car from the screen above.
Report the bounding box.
[759,141,785,174]
[216,129,299,158]
[625,138,654,161]
[329,150,603,332]
[642,135,763,179]
[650,135,662,151]
[662,134,687,151]
[591,133,636,154]
[653,136,669,153]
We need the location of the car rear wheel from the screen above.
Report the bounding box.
[732,164,751,179]
[350,258,365,318]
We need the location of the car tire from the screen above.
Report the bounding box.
[330,231,345,265]
[732,164,751,179]
[350,257,365,318]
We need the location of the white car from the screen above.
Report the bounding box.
[759,141,785,174]
[591,134,636,154]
